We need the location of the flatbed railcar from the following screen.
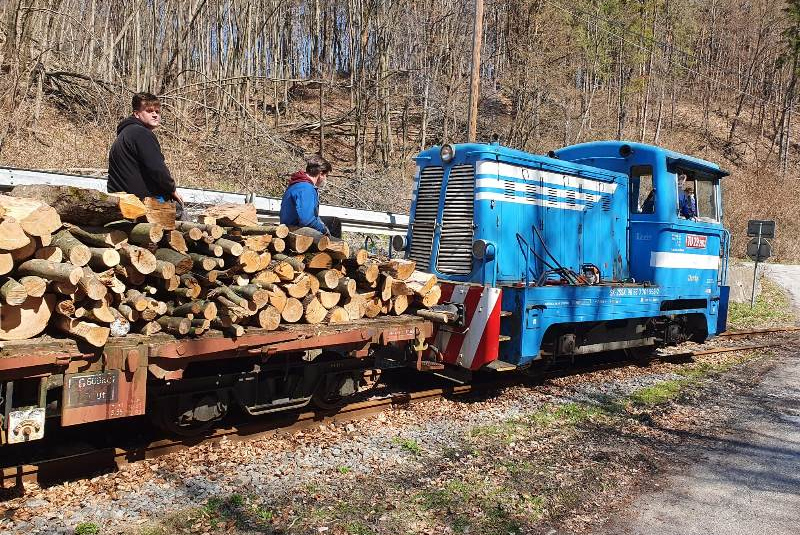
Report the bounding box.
[0,316,432,448]
[398,140,730,379]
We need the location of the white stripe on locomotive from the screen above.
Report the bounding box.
[650,251,720,270]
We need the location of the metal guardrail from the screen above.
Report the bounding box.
[0,167,409,236]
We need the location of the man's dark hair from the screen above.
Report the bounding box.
[132,92,160,112]
[306,154,332,177]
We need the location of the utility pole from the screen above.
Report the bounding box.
[467,0,484,142]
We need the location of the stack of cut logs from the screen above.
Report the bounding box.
[0,185,440,348]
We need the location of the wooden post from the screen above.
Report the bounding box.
[467,0,484,142]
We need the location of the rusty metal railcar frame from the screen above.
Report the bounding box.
[0,316,433,436]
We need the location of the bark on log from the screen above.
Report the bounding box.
[138,321,162,335]
[64,224,128,248]
[88,247,121,269]
[123,223,164,246]
[18,259,83,284]
[55,315,110,347]
[192,241,224,257]
[52,229,91,267]
[189,253,218,271]
[117,303,139,322]
[316,269,343,290]
[114,264,146,286]
[215,238,244,256]
[176,221,224,240]
[0,194,62,237]
[78,269,108,301]
[33,246,62,263]
[239,224,289,238]
[11,185,145,225]
[154,248,192,275]
[157,316,191,335]
[335,277,357,298]
[230,284,270,307]
[273,253,305,272]
[355,263,380,285]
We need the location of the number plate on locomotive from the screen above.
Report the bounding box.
[65,370,120,408]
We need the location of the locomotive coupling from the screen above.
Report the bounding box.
[415,302,465,327]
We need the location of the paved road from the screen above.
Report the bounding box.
[602,265,800,535]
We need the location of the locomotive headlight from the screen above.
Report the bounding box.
[440,144,455,163]
[392,234,407,252]
[472,239,496,260]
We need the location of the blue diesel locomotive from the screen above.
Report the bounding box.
[399,141,730,375]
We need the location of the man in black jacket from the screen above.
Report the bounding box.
[107,92,183,206]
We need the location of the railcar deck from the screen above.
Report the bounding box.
[0,315,433,380]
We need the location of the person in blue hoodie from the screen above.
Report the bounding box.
[279,154,331,235]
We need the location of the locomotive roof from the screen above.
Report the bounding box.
[415,142,626,183]
[555,140,730,179]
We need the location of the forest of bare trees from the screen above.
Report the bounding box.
[0,0,799,254]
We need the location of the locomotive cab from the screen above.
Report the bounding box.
[404,141,730,376]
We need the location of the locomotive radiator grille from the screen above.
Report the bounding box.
[408,166,444,271]
[437,164,475,274]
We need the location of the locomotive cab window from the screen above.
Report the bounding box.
[629,165,655,214]
[676,172,720,222]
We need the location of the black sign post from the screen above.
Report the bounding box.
[746,220,775,308]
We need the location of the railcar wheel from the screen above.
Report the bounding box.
[152,393,228,437]
[312,372,361,411]
[625,345,656,366]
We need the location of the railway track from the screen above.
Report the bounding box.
[2,326,798,492]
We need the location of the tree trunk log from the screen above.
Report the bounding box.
[64,224,128,248]
[118,244,157,275]
[52,229,91,267]
[18,259,83,284]
[154,248,192,275]
[0,193,62,237]
[1,277,28,305]
[55,315,109,347]
[19,276,46,297]
[11,185,145,225]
